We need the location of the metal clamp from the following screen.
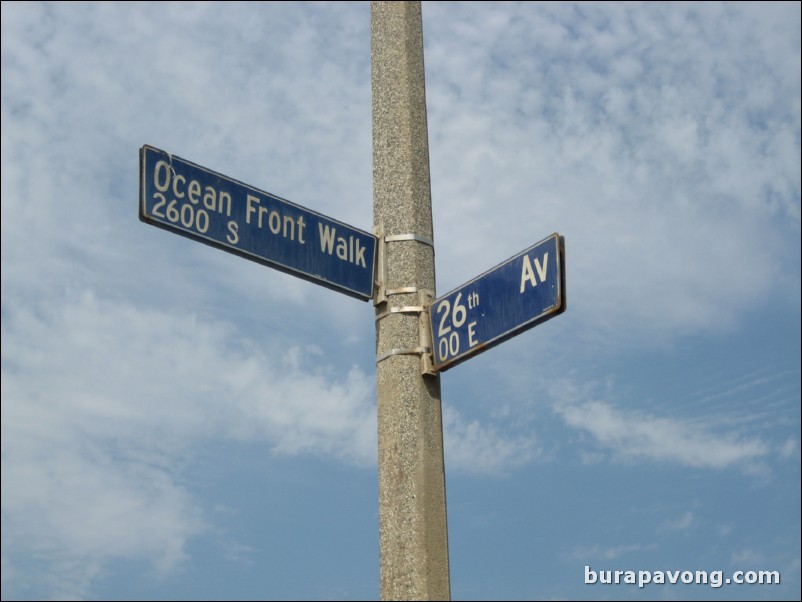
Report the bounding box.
[385,286,422,297]
[372,223,435,305]
[384,233,435,249]
[376,346,432,364]
[374,289,437,375]
[375,304,428,322]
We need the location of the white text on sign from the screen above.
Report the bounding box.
[150,159,367,268]
[428,233,564,371]
[435,251,549,362]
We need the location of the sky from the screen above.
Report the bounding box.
[1,1,800,600]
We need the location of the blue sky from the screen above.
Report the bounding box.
[1,1,799,600]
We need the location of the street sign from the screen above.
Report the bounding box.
[429,233,566,371]
[139,145,376,300]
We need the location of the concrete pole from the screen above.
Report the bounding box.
[371,2,451,600]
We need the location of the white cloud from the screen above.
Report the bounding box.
[778,437,801,461]
[1,429,202,599]
[0,289,378,597]
[1,286,529,595]
[730,548,765,567]
[718,524,734,537]
[661,511,695,532]
[424,1,800,347]
[2,289,379,461]
[443,406,539,475]
[570,543,654,561]
[554,398,769,472]
[1,1,799,599]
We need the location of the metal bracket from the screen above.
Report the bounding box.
[384,233,435,248]
[374,289,437,375]
[375,346,432,364]
[373,223,388,305]
[372,224,435,305]
[418,289,436,375]
[385,286,422,297]
[375,304,428,322]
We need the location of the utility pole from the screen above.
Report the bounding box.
[371,2,451,600]
[140,3,566,600]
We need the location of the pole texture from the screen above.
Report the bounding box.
[371,2,451,600]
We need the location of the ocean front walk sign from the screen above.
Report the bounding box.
[139,145,377,300]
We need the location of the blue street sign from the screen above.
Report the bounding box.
[429,233,566,371]
[139,146,376,300]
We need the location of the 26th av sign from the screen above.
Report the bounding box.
[429,233,566,371]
